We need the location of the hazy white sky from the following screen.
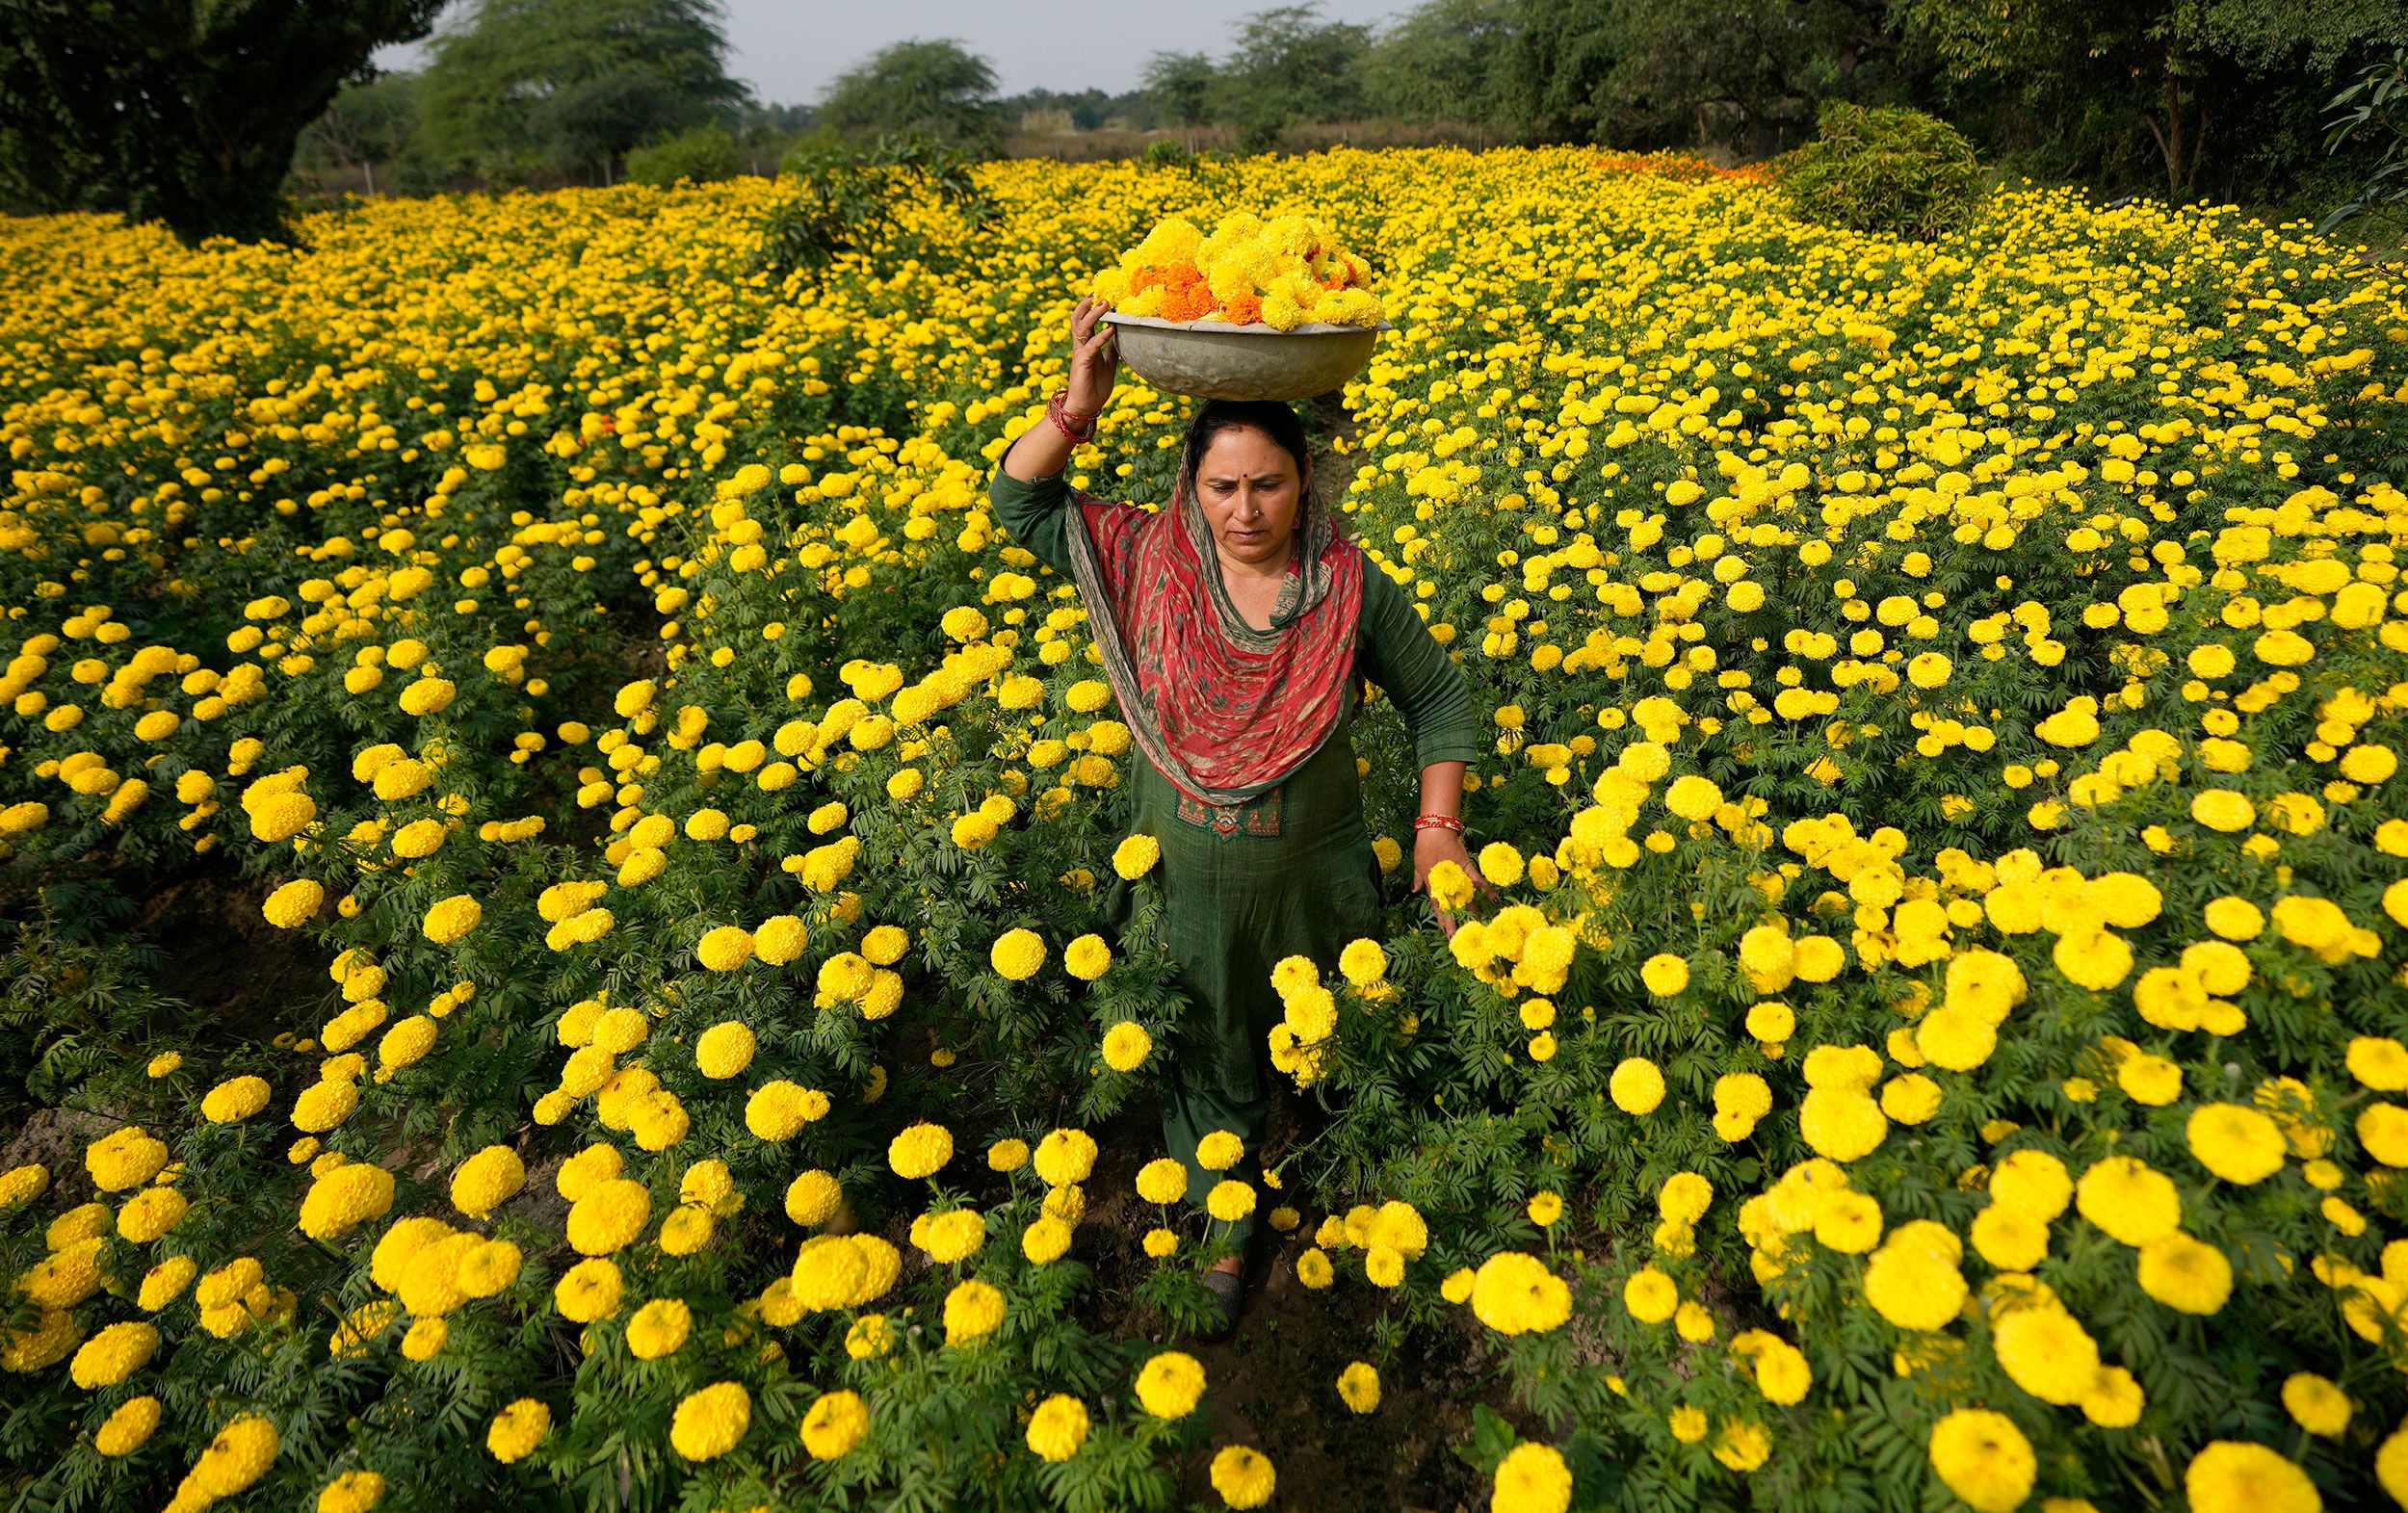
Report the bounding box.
[371,0,1415,106]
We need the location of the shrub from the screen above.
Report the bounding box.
[625,123,743,189]
[755,130,994,279]
[1775,102,1982,240]
[1141,137,1192,170]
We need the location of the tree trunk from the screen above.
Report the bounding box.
[2143,70,2186,200]
[364,158,375,196]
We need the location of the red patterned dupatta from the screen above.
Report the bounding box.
[1059,472,1364,815]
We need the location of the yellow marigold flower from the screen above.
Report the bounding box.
[565,1177,650,1255]
[2280,1372,2350,1437]
[800,1389,869,1459]
[1992,1304,2099,1404]
[1195,1129,1244,1171]
[87,1126,169,1191]
[262,878,324,928]
[2190,789,2255,832]
[695,1021,756,1079]
[1639,952,1689,996]
[421,894,481,943]
[2075,1155,2181,1245]
[1208,1179,1256,1223]
[95,1396,161,1456]
[1065,933,1113,980]
[200,1075,271,1124]
[118,1186,188,1243]
[68,1319,159,1388]
[1101,1020,1151,1070]
[990,926,1046,980]
[1024,1393,1090,1461]
[298,1162,394,1240]
[2136,1231,2233,1314]
[1021,1213,1073,1265]
[888,1122,953,1179]
[1096,1174,1186,1249]
[2184,1441,2317,1513]
[1925,1408,2033,1513]
[1210,1445,1275,1509]
[668,1381,749,1461]
[189,1412,278,1498]
[2186,1102,2286,1184]
[1494,1442,1574,1513]
[139,1255,196,1312]
[1427,858,1475,912]
[1112,832,1161,877]
[1136,1348,1207,1418]
[1471,1251,1572,1335]
[554,1257,622,1321]
[1034,1128,1098,1186]
[695,925,753,971]
[1609,1056,1665,1114]
[942,1277,1006,1345]
[486,1398,551,1463]
[318,1470,385,1513]
[292,1077,359,1133]
[399,676,455,716]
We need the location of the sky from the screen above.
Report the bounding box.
[370,0,1417,107]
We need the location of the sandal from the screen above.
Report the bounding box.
[1201,1265,1244,1341]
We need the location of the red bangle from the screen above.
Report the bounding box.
[1412,814,1463,834]
[1046,390,1097,444]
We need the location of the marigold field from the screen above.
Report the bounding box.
[3,144,2408,1513]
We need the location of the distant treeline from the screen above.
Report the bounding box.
[4,0,2404,247]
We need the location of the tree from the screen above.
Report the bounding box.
[819,39,1005,157]
[0,0,449,244]
[1895,0,2408,199]
[1483,0,1896,153]
[1493,0,1624,144]
[1143,51,1219,146]
[297,70,424,196]
[1590,0,1891,152]
[417,0,751,188]
[1227,4,1374,143]
[1361,0,1521,135]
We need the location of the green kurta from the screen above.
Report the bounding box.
[989,461,1483,1243]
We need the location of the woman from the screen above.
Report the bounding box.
[987,294,1489,1336]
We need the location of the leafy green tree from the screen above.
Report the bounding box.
[1492,0,1624,143]
[0,0,449,243]
[1143,51,1219,146]
[297,70,425,196]
[819,39,1006,157]
[1226,3,1374,147]
[417,0,751,187]
[1599,0,1894,150]
[1361,0,1522,133]
[1895,0,2408,199]
[1486,0,1900,152]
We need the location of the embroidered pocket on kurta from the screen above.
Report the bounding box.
[1175,782,1284,838]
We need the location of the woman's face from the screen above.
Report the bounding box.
[1192,425,1305,571]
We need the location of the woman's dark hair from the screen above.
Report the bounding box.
[1178,399,1350,541]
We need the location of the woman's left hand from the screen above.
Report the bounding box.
[1412,827,1497,940]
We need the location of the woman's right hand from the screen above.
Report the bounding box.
[1065,295,1119,417]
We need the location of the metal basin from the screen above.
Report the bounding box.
[1101,313,1392,402]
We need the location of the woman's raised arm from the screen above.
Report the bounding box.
[1000,295,1118,482]
[992,295,1139,581]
